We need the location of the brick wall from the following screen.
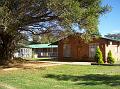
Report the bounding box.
[58,36,120,62]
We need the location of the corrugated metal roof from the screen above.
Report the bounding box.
[28,44,58,48]
[102,37,120,42]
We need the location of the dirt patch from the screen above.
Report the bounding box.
[0,62,62,71]
[0,83,17,89]
[3,68,21,71]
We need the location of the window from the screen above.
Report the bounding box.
[20,49,23,53]
[89,43,99,58]
[63,44,71,57]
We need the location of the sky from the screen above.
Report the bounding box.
[99,0,120,36]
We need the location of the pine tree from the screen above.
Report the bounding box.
[107,50,115,64]
[95,47,104,64]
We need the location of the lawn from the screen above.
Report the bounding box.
[0,65,120,89]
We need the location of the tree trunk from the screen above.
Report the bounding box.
[0,46,14,65]
[0,33,16,65]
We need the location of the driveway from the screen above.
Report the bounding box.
[36,61,92,65]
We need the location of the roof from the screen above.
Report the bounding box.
[28,44,58,48]
[102,37,120,42]
[50,35,120,45]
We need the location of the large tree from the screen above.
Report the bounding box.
[0,0,110,64]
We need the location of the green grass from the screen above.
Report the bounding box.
[0,65,120,89]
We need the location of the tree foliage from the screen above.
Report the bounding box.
[32,28,74,44]
[32,33,58,44]
[0,0,110,64]
[107,50,115,64]
[95,47,104,64]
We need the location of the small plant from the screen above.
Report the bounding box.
[94,46,104,64]
[107,50,115,64]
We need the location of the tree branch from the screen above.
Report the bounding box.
[19,28,53,35]
[21,14,61,27]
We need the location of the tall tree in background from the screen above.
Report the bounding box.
[32,27,73,44]
[36,33,58,44]
[0,0,110,64]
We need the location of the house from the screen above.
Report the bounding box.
[53,35,120,62]
[15,44,58,59]
[14,47,32,59]
[28,44,58,58]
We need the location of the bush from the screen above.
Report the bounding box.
[94,47,104,64]
[107,50,115,64]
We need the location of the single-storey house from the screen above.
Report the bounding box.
[53,35,120,62]
[15,44,58,59]
[29,44,58,58]
[14,47,32,59]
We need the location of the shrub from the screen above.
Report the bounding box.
[94,47,104,64]
[107,50,115,64]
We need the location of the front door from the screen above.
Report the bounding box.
[89,43,99,58]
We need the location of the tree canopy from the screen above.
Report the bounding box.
[0,0,110,64]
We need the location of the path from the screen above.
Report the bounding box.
[37,61,92,65]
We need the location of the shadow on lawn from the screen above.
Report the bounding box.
[44,74,120,86]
